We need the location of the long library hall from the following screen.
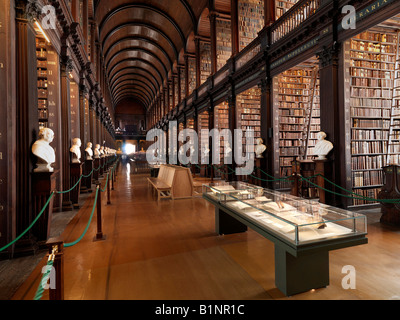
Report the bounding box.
[2,0,400,303]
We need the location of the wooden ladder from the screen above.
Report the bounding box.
[386,30,400,165]
[299,66,319,160]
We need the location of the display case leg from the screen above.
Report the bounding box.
[274,246,329,296]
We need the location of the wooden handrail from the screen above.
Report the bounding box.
[271,0,321,44]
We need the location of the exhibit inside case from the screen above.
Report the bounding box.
[203,181,367,246]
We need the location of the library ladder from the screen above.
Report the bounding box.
[386,30,400,165]
[299,66,319,160]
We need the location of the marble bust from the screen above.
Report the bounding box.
[32,128,55,172]
[85,142,93,160]
[224,142,232,159]
[100,146,105,158]
[255,138,267,159]
[94,144,101,159]
[314,132,334,160]
[70,138,82,164]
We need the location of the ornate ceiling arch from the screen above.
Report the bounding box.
[94,0,208,110]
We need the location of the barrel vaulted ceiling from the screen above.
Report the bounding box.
[94,0,214,111]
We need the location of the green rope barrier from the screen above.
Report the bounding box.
[299,175,400,204]
[101,172,110,193]
[55,175,83,195]
[33,259,55,301]
[0,192,55,253]
[64,187,99,248]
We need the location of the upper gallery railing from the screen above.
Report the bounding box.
[271,0,321,44]
[235,37,262,71]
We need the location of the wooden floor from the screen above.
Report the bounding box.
[11,163,400,300]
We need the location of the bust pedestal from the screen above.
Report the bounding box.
[93,157,100,184]
[314,159,333,205]
[99,157,105,176]
[83,159,93,193]
[31,171,56,244]
[379,165,400,226]
[70,162,83,209]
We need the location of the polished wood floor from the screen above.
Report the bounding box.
[12,163,400,300]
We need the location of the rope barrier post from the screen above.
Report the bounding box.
[111,167,115,191]
[46,239,64,300]
[107,171,111,205]
[93,185,106,242]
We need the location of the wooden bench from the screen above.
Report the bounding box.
[147,165,174,201]
[148,165,208,201]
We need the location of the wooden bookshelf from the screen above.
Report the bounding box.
[215,102,230,170]
[346,29,400,207]
[188,57,196,96]
[276,0,298,20]
[237,87,261,155]
[216,19,232,71]
[273,61,321,190]
[198,111,209,161]
[180,67,186,101]
[238,0,264,51]
[36,37,49,130]
[70,81,79,138]
[200,41,211,85]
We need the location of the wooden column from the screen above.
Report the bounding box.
[185,55,190,97]
[209,12,218,75]
[195,37,201,88]
[0,0,16,259]
[172,75,176,109]
[317,43,346,207]
[228,91,236,181]
[60,51,73,211]
[265,0,276,26]
[260,77,273,189]
[15,3,40,246]
[177,66,182,103]
[208,100,215,180]
[231,0,239,56]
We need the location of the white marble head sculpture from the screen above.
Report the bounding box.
[314,131,334,160]
[94,144,101,158]
[85,142,93,160]
[70,138,82,163]
[32,128,55,172]
[255,138,267,159]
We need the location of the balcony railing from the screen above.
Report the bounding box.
[235,38,262,71]
[271,0,321,44]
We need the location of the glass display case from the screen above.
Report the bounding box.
[202,181,264,202]
[203,182,367,246]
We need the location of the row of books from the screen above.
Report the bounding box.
[280,131,319,140]
[352,119,391,128]
[351,129,389,140]
[350,51,396,62]
[351,141,388,154]
[351,77,392,88]
[350,41,396,54]
[353,171,384,187]
[351,87,392,98]
[354,32,396,43]
[351,97,393,108]
[352,155,386,170]
[280,124,319,131]
[351,60,394,70]
[351,188,380,206]
[351,108,391,118]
